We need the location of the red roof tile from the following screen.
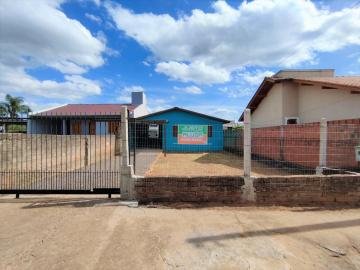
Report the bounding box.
[33,104,136,116]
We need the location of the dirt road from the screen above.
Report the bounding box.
[1,196,360,269]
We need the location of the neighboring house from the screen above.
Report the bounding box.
[223,121,243,130]
[28,91,147,135]
[137,107,230,152]
[239,69,360,128]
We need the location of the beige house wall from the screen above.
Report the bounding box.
[282,81,299,118]
[251,81,360,128]
[252,83,284,128]
[298,85,360,123]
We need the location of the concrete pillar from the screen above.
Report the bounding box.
[120,106,135,200]
[244,109,251,178]
[317,117,327,175]
[120,107,129,167]
[243,109,255,202]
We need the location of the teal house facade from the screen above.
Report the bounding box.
[138,107,229,152]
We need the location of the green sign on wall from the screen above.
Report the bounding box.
[178,125,208,145]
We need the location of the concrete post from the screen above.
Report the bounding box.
[317,117,327,175]
[120,106,134,200]
[244,109,251,178]
[243,109,255,202]
[120,107,129,167]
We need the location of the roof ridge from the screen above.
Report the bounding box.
[65,103,131,105]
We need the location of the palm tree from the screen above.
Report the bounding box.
[0,94,31,118]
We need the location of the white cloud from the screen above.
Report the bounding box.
[0,64,101,99]
[219,86,253,98]
[85,13,103,24]
[27,102,66,114]
[238,70,275,86]
[116,85,145,103]
[156,61,230,84]
[213,108,238,120]
[106,0,360,84]
[90,0,101,7]
[147,98,171,112]
[186,105,239,120]
[0,0,106,99]
[122,86,145,93]
[117,95,131,103]
[174,85,203,94]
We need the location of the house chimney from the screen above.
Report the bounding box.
[131,91,145,105]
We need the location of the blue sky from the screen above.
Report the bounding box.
[1,0,360,121]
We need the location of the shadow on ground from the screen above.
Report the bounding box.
[194,152,243,170]
[21,198,121,208]
[187,218,360,247]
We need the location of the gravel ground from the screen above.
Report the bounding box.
[1,195,360,270]
[147,152,294,176]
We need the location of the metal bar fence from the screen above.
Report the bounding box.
[0,114,122,194]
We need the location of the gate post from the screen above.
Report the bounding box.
[243,109,255,202]
[120,106,135,200]
[316,117,327,175]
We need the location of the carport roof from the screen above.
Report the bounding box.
[137,107,230,123]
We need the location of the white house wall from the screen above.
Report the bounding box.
[251,83,284,128]
[133,102,148,118]
[298,85,360,123]
[251,82,360,128]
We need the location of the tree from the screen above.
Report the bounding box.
[0,94,31,118]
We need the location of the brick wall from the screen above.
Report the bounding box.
[254,175,360,206]
[135,176,245,203]
[251,118,360,170]
[135,175,360,206]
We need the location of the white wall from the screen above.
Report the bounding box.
[251,82,360,128]
[298,85,360,123]
[133,95,148,117]
[251,83,284,128]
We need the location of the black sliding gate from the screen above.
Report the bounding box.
[0,116,122,197]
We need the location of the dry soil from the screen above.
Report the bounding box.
[1,195,360,269]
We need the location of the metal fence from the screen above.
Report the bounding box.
[1,113,359,194]
[128,119,165,176]
[0,115,122,195]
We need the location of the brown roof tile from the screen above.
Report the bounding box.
[292,76,360,89]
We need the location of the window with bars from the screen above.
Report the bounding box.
[172,125,178,137]
[208,125,213,137]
